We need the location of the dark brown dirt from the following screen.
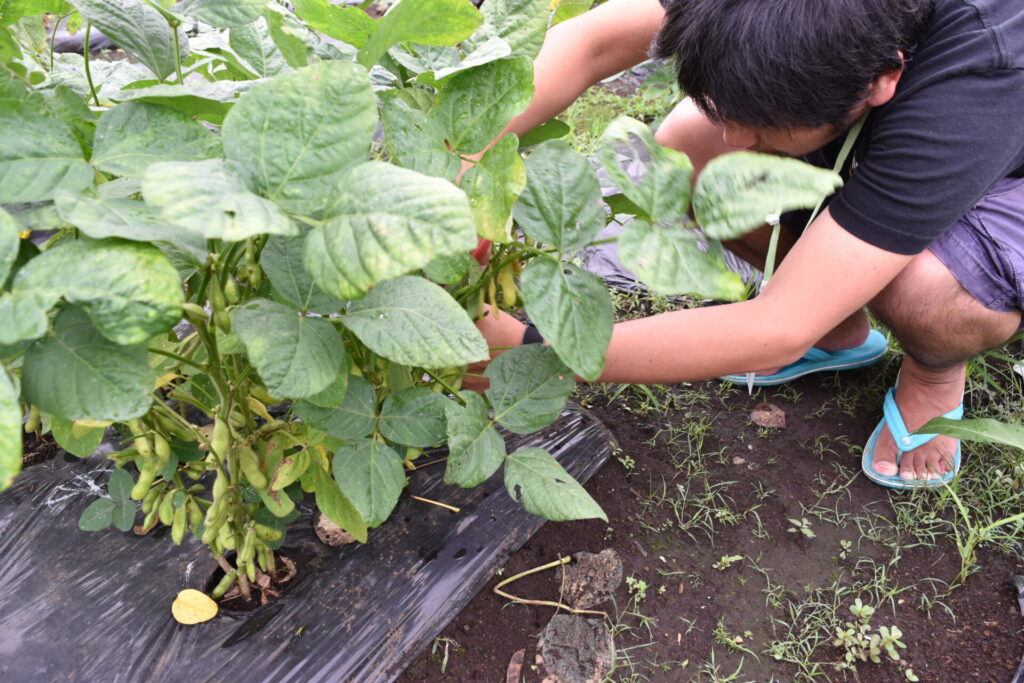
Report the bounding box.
[401,358,1024,682]
[21,430,62,468]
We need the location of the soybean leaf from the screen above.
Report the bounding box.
[0,291,50,346]
[485,344,574,434]
[107,467,132,500]
[143,159,297,241]
[444,390,504,488]
[78,497,115,531]
[222,61,377,216]
[380,97,460,181]
[599,116,694,223]
[340,276,488,367]
[423,251,472,285]
[918,417,1024,451]
[229,17,288,78]
[0,0,70,25]
[22,307,154,421]
[54,193,207,263]
[293,375,375,439]
[464,0,549,59]
[0,366,20,492]
[304,162,475,300]
[303,369,348,409]
[0,207,18,286]
[618,220,746,300]
[513,140,604,252]
[332,438,405,528]
[49,413,105,458]
[263,3,311,68]
[518,119,570,148]
[13,238,182,345]
[91,101,221,178]
[460,133,526,243]
[431,56,534,155]
[292,0,374,48]
[111,80,255,124]
[391,43,459,77]
[693,151,842,240]
[258,486,294,517]
[0,98,92,203]
[378,387,448,447]
[72,0,186,80]
[422,36,511,82]
[552,0,591,25]
[178,0,264,27]
[504,447,606,521]
[310,463,367,542]
[112,500,135,532]
[357,0,482,68]
[520,259,612,381]
[260,235,344,314]
[232,298,346,399]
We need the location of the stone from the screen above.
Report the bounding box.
[557,549,623,610]
[538,615,614,683]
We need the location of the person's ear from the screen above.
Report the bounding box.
[865,51,905,107]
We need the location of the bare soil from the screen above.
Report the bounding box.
[401,357,1024,682]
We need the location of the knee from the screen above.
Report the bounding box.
[870,250,1021,366]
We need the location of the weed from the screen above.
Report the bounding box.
[429,637,463,676]
[712,554,744,571]
[787,517,816,539]
[626,575,650,602]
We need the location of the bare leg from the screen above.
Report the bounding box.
[868,250,1021,479]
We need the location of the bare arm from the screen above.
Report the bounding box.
[498,0,666,140]
[479,209,915,384]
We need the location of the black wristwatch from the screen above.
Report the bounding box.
[522,322,544,344]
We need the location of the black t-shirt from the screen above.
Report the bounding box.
[825,0,1024,254]
[657,0,1024,254]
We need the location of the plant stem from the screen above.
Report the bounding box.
[422,368,467,404]
[493,556,608,617]
[48,13,66,71]
[410,495,460,513]
[148,346,208,373]
[82,21,99,107]
[170,21,183,84]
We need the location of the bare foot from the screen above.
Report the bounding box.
[869,356,964,481]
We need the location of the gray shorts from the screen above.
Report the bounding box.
[929,177,1024,315]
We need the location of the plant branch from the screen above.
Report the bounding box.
[82,21,99,107]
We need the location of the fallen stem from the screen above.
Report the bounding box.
[407,457,448,471]
[410,495,460,513]
[493,556,608,618]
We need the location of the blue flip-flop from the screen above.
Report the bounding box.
[721,329,888,386]
[862,387,964,489]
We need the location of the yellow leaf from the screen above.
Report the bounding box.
[171,589,218,625]
[73,419,112,430]
[18,230,30,240]
[155,373,181,390]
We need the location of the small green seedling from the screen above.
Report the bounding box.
[78,469,136,533]
[788,517,817,539]
[712,554,744,571]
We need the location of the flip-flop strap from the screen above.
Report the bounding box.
[882,388,965,457]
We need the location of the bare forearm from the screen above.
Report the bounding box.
[504,0,666,139]
[597,300,807,384]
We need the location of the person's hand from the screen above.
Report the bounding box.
[462,308,526,393]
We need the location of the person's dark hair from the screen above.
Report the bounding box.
[653,0,935,129]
